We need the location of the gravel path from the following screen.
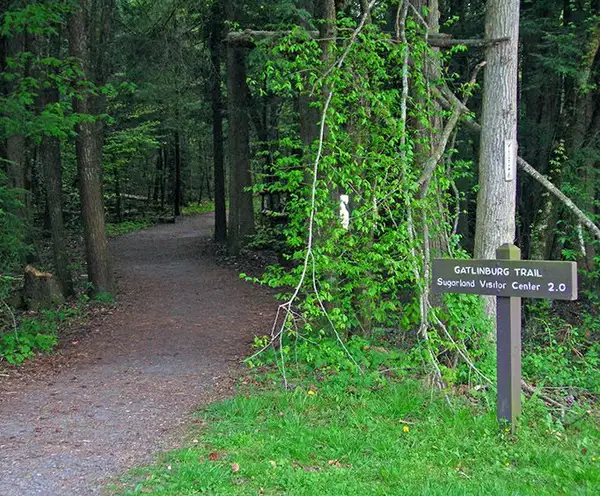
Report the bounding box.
[0,214,275,495]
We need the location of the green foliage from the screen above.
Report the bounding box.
[105,220,153,238]
[247,17,492,380]
[0,1,95,144]
[114,373,599,495]
[524,302,600,393]
[0,309,80,364]
[94,292,116,304]
[0,171,30,299]
[180,201,215,216]
[247,332,409,378]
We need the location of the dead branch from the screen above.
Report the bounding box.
[521,379,566,411]
[226,30,318,46]
[517,157,600,241]
[424,35,510,48]
[432,86,600,241]
[226,29,509,49]
[416,62,486,197]
[1,299,17,332]
[563,409,593,429]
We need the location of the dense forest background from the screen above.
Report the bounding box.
[0,0,598,396]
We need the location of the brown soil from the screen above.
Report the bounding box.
[0,214,276,495]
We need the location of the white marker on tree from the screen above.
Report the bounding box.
[340,194,350,230]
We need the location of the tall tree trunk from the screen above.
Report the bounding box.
[205,142,212,201]
[5,31,30,222]
[69,0,114,296]
[160,147,167,209]
[210,0,227,242]
[0,0,6,164]
[38,30,73,297]
[152,148,162,207]
[174,130,181,216]
[114,168,122,222]
[198,138,205,201]
[226,41,255,255]
[411,0,446,313]
[39,130,73,297]
[474,0,520,318]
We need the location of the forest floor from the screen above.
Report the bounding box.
[0,213,276,495]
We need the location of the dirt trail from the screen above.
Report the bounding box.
[0,214,275,495]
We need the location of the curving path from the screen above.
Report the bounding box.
[0,214,275,495]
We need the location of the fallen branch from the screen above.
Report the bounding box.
[432,86,600,241]
[517,157,600,241]
[521,379,566,411]
[226,29,508,49]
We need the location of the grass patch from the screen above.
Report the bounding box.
[106,220,153,238]
[113,372,599,495]
[181,201,215,216]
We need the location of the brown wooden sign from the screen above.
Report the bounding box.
[430,244,578,433]
[431,259,577,300]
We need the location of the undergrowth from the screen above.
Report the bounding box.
[181,201,215,216]
[106,219,153,237]
[112,361,599,496]
[523,301,600,394]
[0,308,79,365]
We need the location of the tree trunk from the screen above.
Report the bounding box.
[5,32,30,222]
[39,81,74,297]
[160,147,166,209]
[317,0,336,58]
[114,168,122,222]
[474,0,520,318]
[210,0,227,243]
[226,41,255,255]
[205,143,212,201]
[174,130,181,216]
[0,0,6,164]
[23,265,65,311]
[69,0,114,296]
[153,149,161,204]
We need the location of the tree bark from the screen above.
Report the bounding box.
[226,41,255,255]
[210,0,227,243]
[473,0,520,317]
[39,82,74,297]
[69,0,114,296]
[160,147,167,209]
[5,31,30,222]
[174,130,181,216]
[153,149,161,204]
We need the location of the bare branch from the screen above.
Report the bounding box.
[426,35,510,48]
[226,30,509,49]
[416,62,486,197]
[517,157,600,241]
[432,86,600,241]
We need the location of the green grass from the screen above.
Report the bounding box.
[181,201,215,216]
[106,220,153,237]
[112,373,599,495]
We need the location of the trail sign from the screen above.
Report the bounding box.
[431,244,578,432]
[432,259,577,300]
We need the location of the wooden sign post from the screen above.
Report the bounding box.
[432,244,577,432]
